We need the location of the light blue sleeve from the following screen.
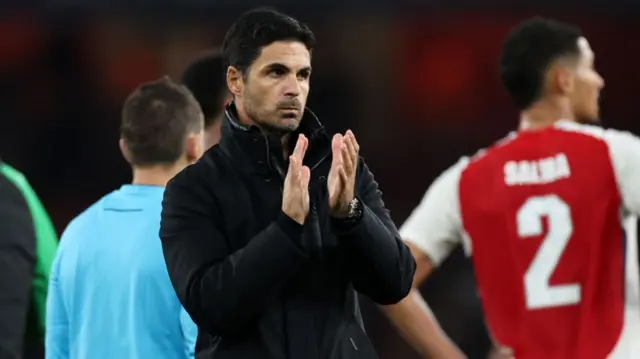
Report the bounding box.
[45,251,69,359]
[180,306,198,358]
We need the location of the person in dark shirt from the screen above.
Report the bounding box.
[0,161,58,359]
[181,50,232,148]
[160,7,416,359]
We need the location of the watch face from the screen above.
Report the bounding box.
[349,198,362,218]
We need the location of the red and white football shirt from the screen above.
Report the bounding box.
[400,120,640,359]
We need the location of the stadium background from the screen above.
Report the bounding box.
[1,4,639,358]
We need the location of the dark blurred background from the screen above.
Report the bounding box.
[2,4,639,358]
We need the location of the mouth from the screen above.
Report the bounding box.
[278,108,300,119]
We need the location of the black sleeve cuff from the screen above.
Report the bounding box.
[330,210,364,235]
[276,210,305,240]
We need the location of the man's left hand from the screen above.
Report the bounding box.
[328,130,359,218]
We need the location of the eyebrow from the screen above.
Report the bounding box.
[264,63,312,74]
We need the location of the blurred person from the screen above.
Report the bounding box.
[383,17,640,359]
[0,161,58,359]
[45,77,203,359]
[160,8,415,359]
[181,49,232,148]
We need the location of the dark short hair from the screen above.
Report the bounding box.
[181,50,228,127]
[121,76,203,167]
[222,7,316,75]
[499,17,583,109]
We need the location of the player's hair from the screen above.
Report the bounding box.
[121,76,203,167]
[181,50,228,128]
[222,7,316,76]
[499,17,583,109]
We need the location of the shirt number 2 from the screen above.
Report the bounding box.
[516,195,581,310]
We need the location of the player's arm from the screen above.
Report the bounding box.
[381,159,468,359]
[0,169,37,359]
[45,252,69,359]
[605,129,640,215]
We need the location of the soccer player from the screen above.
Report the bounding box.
[181,50,232,148]
[0,161,58,359]
[384,17,639,359]
[45,77,204,359]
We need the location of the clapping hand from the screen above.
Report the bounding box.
[281,134,311,225]
[327,130,360,218]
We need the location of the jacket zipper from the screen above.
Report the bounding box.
[263,133,330,190]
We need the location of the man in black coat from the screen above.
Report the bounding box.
[160,8,416,359]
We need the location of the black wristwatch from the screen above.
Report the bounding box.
[346,197,363,220]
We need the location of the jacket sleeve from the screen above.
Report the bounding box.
[160,168,309,336]
[0,172,36,359]
[331,159,416,305]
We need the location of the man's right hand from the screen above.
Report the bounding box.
[282,134,311,225]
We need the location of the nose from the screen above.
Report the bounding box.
[283,73,301,97]
[597,73,605,89]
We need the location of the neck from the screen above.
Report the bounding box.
[519,96,574,131]
[131,163,186,187]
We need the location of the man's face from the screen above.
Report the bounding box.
[235,41,311,132]
[569,37,605,123]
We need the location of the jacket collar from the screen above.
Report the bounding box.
[218,102,330,176]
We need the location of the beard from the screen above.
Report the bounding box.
[242,92,303,134]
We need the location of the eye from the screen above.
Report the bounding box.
[297,70,311,80]
[268,68,286,77]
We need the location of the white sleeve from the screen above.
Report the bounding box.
[604,129,640,215]
[399,158,467,267]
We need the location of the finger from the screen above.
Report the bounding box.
[288,155,300,179]
[344,133,356,156]
[300,165,311,189]
[338,166,349,186]
[291,136,302,163]
[341,142,354,174]
[344,135,357,158]
[292,134,309,162]
[343,135,358,174]
[301,134,310,160]
[300,134,309,159]
[331,134,343,166]
[346,130,360,154]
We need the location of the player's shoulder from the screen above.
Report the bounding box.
[461,131,517,169]
[553,120,607,138]
[553,119,640,143]
[554,120,640,154]
[434,156,470,187]
[60,192,116,244]
[469,121,620,163]
[0,162,29,189]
